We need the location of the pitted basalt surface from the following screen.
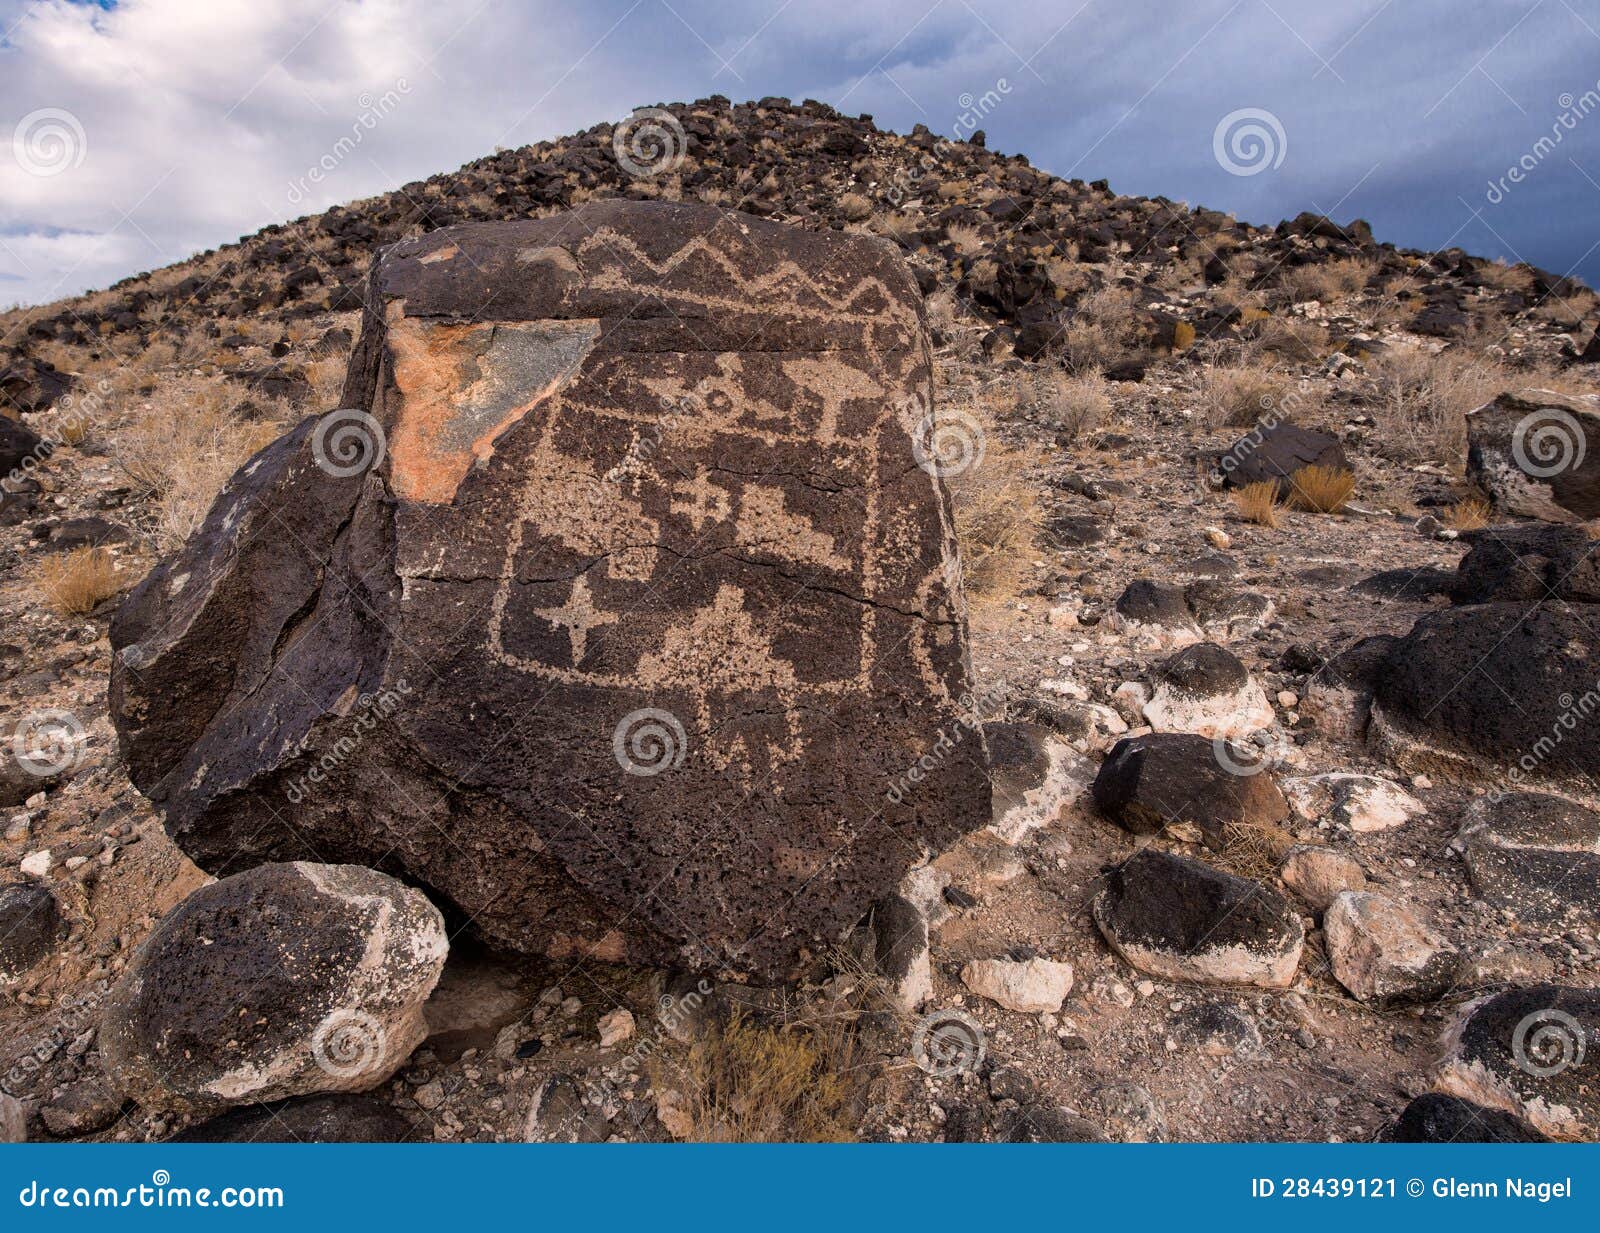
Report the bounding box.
[109,201,990,980]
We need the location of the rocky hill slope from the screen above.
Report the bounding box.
[0,97,1597,1146]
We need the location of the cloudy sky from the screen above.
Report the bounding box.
[3,0,1600,308]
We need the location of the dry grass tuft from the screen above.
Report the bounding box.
[115,373,286,549]
[1219,819,1298,880]
[1232,480,1281,527]
[946,223,987,255]
[34,546,126,616]
[653,1011,863,1143]
[948,428,1043,607]
[1367,347,1504,463]
[871,211,921,245]
[1246,315,1329,362]
[1445,496,1493,530]
[837,191,873,222]
[1199,364,1289,428]
[1034,369,1112,444]
[1285,464,1356,513]
[1282,257,1377,303]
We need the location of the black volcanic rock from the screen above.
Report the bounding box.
[108,201,990,981]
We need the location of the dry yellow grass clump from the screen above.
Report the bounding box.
[1034,368,1111,443]
[1286,464,1356,513]
[1199,364,1289,428]
[1368,347,1503,462]
[35,546,125,616]
[653,1011,862,1142]
[948,437,1043,606]
[114,373,286,549]
[1232,480,1281,527]
[1446,496,1493,530]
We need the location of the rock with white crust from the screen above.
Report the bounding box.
[1323,890,1455,1005]
[1141,643,1273,740]
[1283,773,1423,833]
[960,956,1074,1013]
[101,862,447,1115]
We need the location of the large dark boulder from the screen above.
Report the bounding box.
[1092,850,1303,988]
[108,201,990,981]
[1384,1093,1548,1143]
[1455,793,1600,928]
[173,1094,415,1143]
[0,416,45,476]
[1370,602,1600,792]
[1450,524,1600,605]
[1466,388,1600,522]
[1215,421,1349,494]
[1091,731,1289,848]
[0,356,72,415]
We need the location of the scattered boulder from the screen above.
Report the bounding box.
[1107,579,1274,649]
[174,1094,414,1143]
[1434,985,1598,1140]
[0,882,64,981]
[1298,634,1397,741]
[985,721,1091,844]
[1170,1000,1263,1057]
[1093,850,1304,988]
[1465,388,1600,522]
[863,894,931,1014]
[1216,420,1350,495]
[1384,1093,1548,1143]
[0,417,46,476]
[1450,524,1600,605]
[39,1075,124,1138]
[100,863,447,1115]
[1282,773,1423,833]
[1277,844,1366,911]
[107,201,990,982]
[1141,643,1273,739]
[1370,602,1599,791]
[0,356,73,415]
[1324,891,1456,1005]
[960,956,1074,1013]
[1091,732,1290,848]
[1454,793,1600,927]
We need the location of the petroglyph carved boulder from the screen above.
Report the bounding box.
[109,201,991,980]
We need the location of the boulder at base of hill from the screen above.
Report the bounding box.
[107,201,989,982]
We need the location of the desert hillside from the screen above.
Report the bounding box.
[1,95,1597,1145]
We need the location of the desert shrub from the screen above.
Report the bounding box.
[1231,480,1280,527]
[1199,364,1289,428]
[305,354,347,408]
[837,191,873,222]
[1282,257,1376,303]
[946,223,987,255]
[35,546,125,616]
[871,211,921,245]
[946,426,1043,607]
[1034,369,1111,443]
[652,1011,862,1143]
[1285,464,1355,513]
[1367,347,1504,462]
[1246,315,1329,362]
[1063,284,1139,373]
[114,373,285,549]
